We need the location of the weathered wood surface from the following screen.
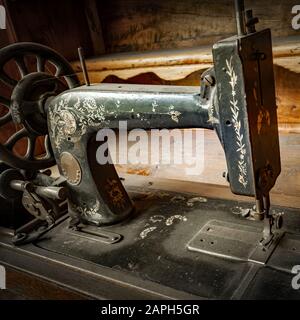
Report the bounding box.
[0,0,102,60]
[72,36,300,77]
[0,266,88,300]
[49,129,300,209]
[98,0,299,53]
[115,130,300,209]
[84,0,106,55]
[122,173,300,210]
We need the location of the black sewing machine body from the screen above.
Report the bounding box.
[0,1,299,299]
[47,83,210,226]
[44,28,280,227]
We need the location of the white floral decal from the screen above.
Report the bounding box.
[48,95,107,151]
[70,200,101,219]
[226,57,248,188]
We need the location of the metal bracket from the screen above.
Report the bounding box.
[12,215,68,246]
[249,231,284,264]
[66,225,123,244]
[187,220,284,264]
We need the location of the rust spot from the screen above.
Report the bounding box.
[257,109,271,134]
[126,168,151,176]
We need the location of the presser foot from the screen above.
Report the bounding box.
[249,230,284,265]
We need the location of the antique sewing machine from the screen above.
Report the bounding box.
[0,1,299,299]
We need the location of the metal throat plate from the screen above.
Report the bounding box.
[66,225,122,244]
[187,220,284,264]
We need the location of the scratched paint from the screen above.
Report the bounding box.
[140,213,187,239]
[169,110,182,123]
[152,100,158,112]
[165,215,187,226]
[69,200,103,220]
[168,105,181,123]
[140,227,157,239]
[170,195,186,202]
[149,215,165,223]
[231,206,251,217]
[187,197,208,207]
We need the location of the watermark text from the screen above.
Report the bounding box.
[0,265,6,290]
[292,5,300,30]
[0,5,6,30]
[292,265,300,290]
[96,121,204,176]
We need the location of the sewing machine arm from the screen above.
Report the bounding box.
[0,1,281,246]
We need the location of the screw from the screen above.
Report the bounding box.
[222,171,230,182]
[15,233,27,240]
[203,74,215,87]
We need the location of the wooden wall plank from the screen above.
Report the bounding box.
[3,0,94,60]
[116,130,300,207]
[97,0,299,53]
[84,0,106,55]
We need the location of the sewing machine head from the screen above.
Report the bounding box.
[0,0,281,246]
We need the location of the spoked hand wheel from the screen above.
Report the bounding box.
[0,42,80,170]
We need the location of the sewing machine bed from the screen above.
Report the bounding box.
[1,184,300,300]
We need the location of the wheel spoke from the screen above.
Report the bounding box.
[0,112,12,126]
[25,136,36,160]
[0,70,17,88]
[0,42,78,169]
[4,128,27,150]
[36,55,46,72]
[44,135,52,159]
[55,65,63,77]
[15,56,29,78]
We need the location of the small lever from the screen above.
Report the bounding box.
[78,47,90,86]
[234,0,246,36]
[254,193,283,247]
[8,177,68,246]
[245,9,259,33]
[10,180,67,200]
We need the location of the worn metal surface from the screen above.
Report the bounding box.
[60,152,82,186]
[0,7,282,257]
[212,29,280,198]
[44,29,281,227]
[0,24,282,230]
[47,83,212,225]
[1,187,300,299]
[187,219,284,264]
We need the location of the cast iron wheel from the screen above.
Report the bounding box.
[0,168,24,201]
[0,42,80,170]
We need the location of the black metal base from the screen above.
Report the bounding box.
[1,186,300,299]
[187,220,286,264]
